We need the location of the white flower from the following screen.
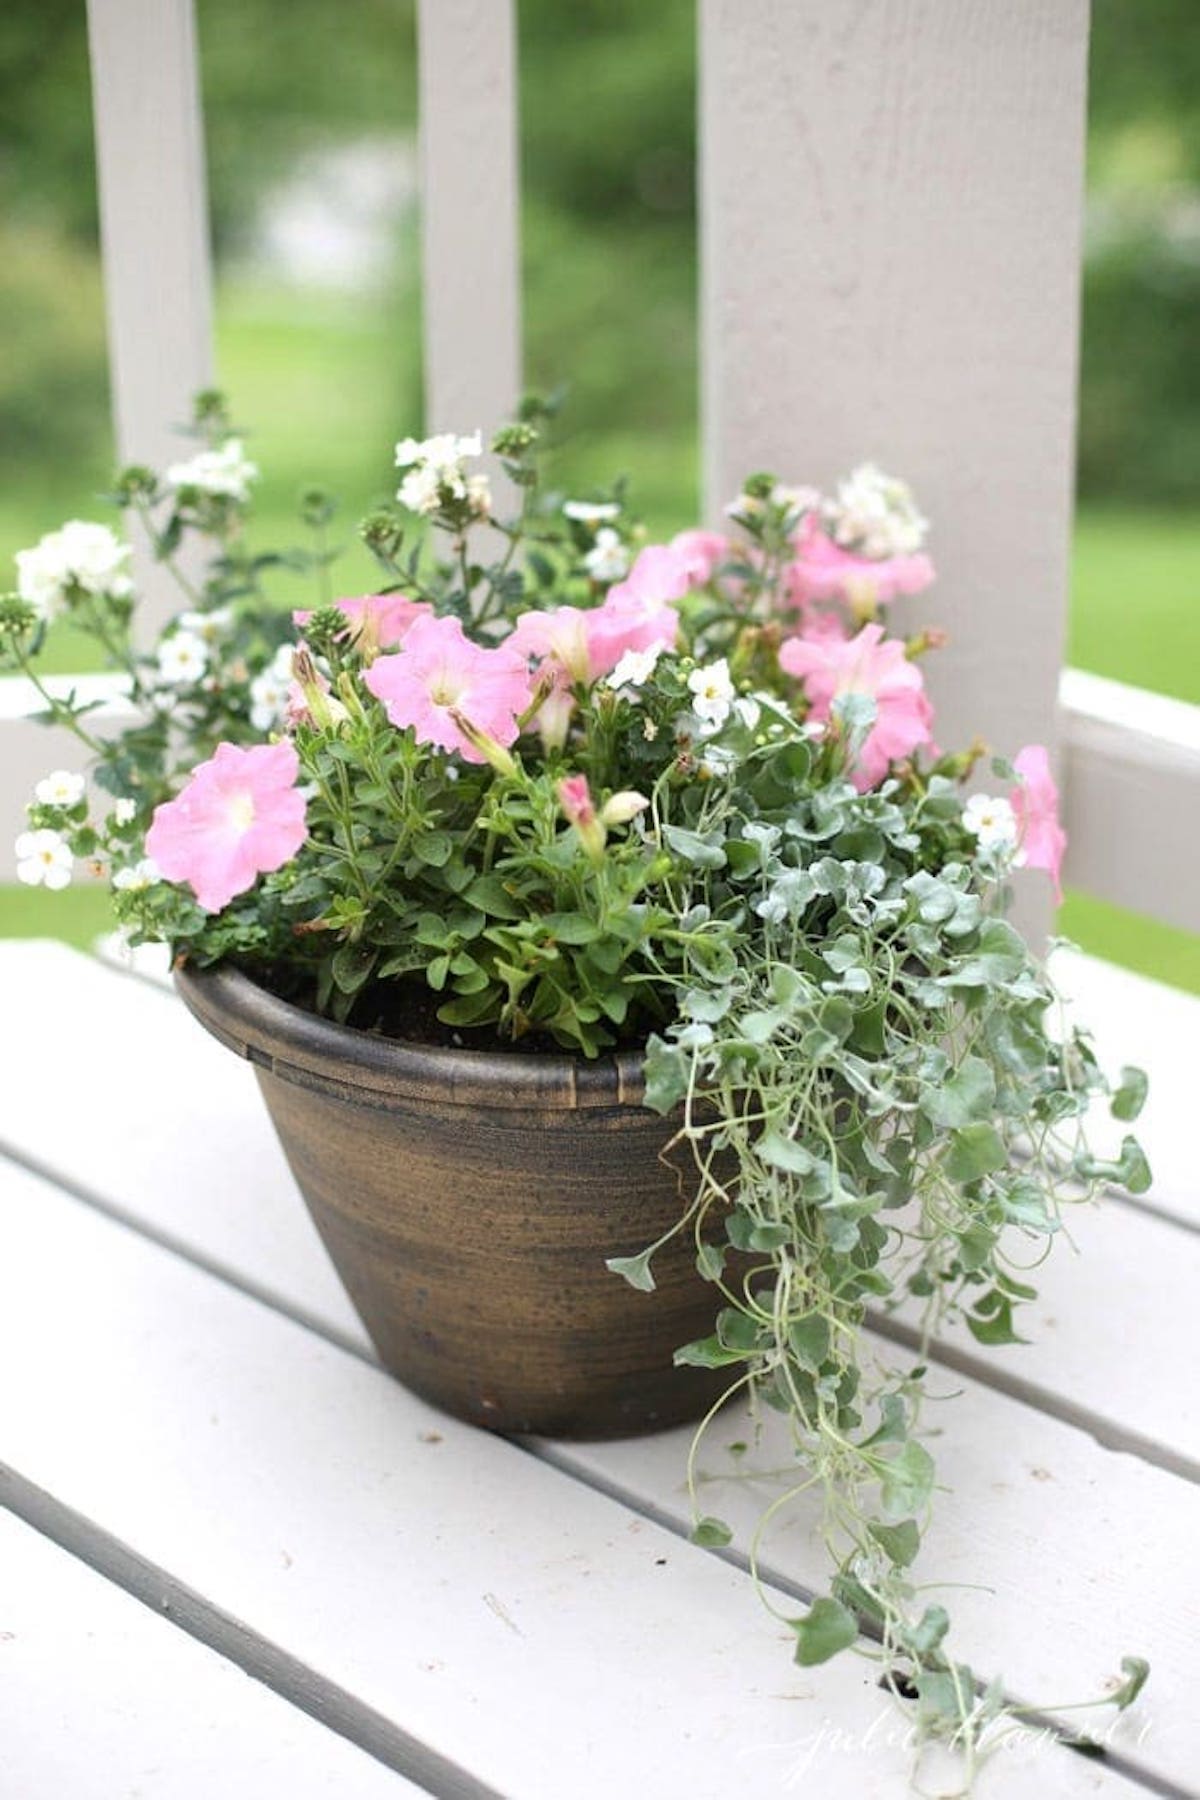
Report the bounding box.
[724,492,764,524]
[15,828,73,890]
[733,695,762,731]
[687,658,736,730]
[584,527,630,584]
[962,793,1019,857]
[178,606,235,644]
[674,1022,715,1052]
[564,499,621,525]
[156,630,210,686]
[770,483,820,524]
[112,797,139,826]
[397,464,442,516]
[34,769,86,808]
[16,521,133,622]
[166,439,259,502]
[607,644,665,694]
[827,463,928,558]
[112,857,162,893]
[249,654,295,731]
[465,472,493,519]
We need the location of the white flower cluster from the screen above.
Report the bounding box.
[15,521,133,623]
[15,828,73,890]
[112,857,162,894]
[394,431,491,519]
[826,463,928,559]
[687,658,736,731]
[563,500,620,525]
[583,528,629,583]
[166,438,259,503]
[157,630,210,687]
[177,606,234,646]
[35,769,86,809]
[962,793,1019,860]
[249,643,298,731]
[606,644,665,694]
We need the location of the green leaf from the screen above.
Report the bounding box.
[861,1392,907,1449]
[661,824,727,869]
[1116,1134,1153,1194]
[920,1056,996,1129]
[965,1291,1027,1345]
[903,1604,951,1658]
[758,1131,815,1175]
[1111,1066,1149,1123]
[674,1335,747,1370]
[464,874,524,920]
[791,1596,859,1666]
[867,1518,921,1569]
[329,942,376,997]
[412,830,452,867]
[879,1440,935,1521]
[1113,1655,1151,1710]
[788,1313,831,1372]
[642,1037,688,1115]
[540,912,600,945]
[945,1123,1007,1184]
[605,1249,657,1292]
[690,1515,733,1548]
[695,1242,725,1281]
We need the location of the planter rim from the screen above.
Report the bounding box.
[174,961,649,1111]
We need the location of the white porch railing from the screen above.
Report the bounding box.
[2,0,1197,940]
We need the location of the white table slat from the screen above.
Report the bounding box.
[2,942,1194,1790]
[1,1160,1133,1800]
[0,1511,419,1799]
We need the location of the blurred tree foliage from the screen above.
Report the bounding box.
[0,0,1194,504]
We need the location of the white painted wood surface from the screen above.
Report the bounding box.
[699,0,1089,904]
[0,1159,1150,1800]
[417,0,521,442]
[1,942,1196,1793]
[1060,670,1200,934]
[0,1511,420,1798]
[86,0,214,639]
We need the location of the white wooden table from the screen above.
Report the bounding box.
[0,939,1196,1800]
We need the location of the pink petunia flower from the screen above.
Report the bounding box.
[1011,744,1067,902]
[146,739,308,913]
[784,514,935,611]
[669,530,733,588]
[363,613,532,763]
[293,594,433,650]
[508,606,596,685]
[605,543,693,613]
[779,621,935,790]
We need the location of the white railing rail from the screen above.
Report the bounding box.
[3,0,1198,940]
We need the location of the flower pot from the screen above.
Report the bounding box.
[175,963,729,1438]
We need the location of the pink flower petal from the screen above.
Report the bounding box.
[1011,744,1067,902]
[780,621,935,791]
[146,739,308,913]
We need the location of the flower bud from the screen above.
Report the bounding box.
[557,774,606,864]
[599,789,650,827]
[291,646,348,731]
[448,707,518,777]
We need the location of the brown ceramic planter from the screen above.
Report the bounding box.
[175,963,730,1439]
